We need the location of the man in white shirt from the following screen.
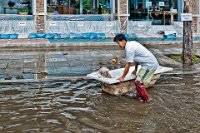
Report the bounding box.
[114,34,159,102]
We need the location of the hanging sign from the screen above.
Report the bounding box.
[181,13,192,21]
[18,21,27,26]
[159,2,165,6]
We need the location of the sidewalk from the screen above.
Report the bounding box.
[0,38,200,48]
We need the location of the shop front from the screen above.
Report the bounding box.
[127,0,200,36]
[0,0,35,34]
[45,0,122,34]
[129,0,182,25]
[0,0,199,35]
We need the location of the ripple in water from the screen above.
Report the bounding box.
[0,75,200,132]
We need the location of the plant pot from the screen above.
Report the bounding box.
[48,13,54,15]
[19,12,28,15]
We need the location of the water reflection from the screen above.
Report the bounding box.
[0,48,125,80]
[0,74,200,132]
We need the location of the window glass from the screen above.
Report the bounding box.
[47,0,111,15]
[0,0,32,15]
[129,0,178,24]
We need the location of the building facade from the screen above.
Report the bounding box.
[0,0,199,35]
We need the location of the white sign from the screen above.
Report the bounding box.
[49,21,57,26]
[181,13,192,21]
[146,2,152,7]
[159,2,165,6]
[77,22,84,27]
[18,21,27,26]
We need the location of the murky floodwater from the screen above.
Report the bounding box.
[0,74,200,133]
[0,47,200,133]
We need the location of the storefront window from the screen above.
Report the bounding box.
[47,0,112,15]
[129,0,178,24]
[0,0,32,15]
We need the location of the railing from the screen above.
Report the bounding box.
[45,20,120,34]
[46,14,115,21]
[0,15,36,34]
[127,21,183,36]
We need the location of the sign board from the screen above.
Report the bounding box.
[181,13,192,21]
[49,21,57,26]
[159,2,165,6]
[146,2,152,7]
[18,21,27,26]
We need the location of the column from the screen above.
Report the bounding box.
[118,0,129,33]
[80,0,83,14]
[110,0,115,20]
[191,0,198,33]
[35,0,45,32]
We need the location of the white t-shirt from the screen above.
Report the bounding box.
[125,41,159,69]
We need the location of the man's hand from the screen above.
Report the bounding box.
[117,76,125,82]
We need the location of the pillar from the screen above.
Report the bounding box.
[191,0,198,33]
[118,0,129,33]
[183,0,193,64]
[178,0,183,21]
[35,0,45,32]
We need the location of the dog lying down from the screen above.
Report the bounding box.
[98,67,112,78]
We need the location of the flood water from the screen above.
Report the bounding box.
[0,47,200,133]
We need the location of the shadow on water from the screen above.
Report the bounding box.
[0,73,200,132]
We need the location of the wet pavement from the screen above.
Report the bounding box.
[0,45,200,133]
[0,46,125,81]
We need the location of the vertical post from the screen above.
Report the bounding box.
[178,0,183,21]
[80,0,83,14]
[183,0,193,64]
[35,0,45,33]
[118,0,129,33]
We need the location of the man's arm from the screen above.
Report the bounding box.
[118,62,131,82]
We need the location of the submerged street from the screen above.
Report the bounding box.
[0,45,200,132]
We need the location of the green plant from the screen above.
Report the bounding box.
[169,54,200,64]
[102,7,110,14]
[19,7,28,12]
[8,1,15,7]
[47,7,54,13]
[75,1,80,8]
[83,0,90,10]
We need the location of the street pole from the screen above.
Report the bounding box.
[183,0,193,64]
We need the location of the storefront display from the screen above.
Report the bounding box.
[130,0,179,25]
[0,0,32,15]
[47,0,111,14]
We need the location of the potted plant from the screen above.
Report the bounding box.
[8,1,15,8]
[102,7,110,14]
[83,0,90,14]
[47,6,55,15]
[19,6,29,15]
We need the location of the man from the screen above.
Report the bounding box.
[114,34,159,102]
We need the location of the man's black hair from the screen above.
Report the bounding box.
[113,33,127,42]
